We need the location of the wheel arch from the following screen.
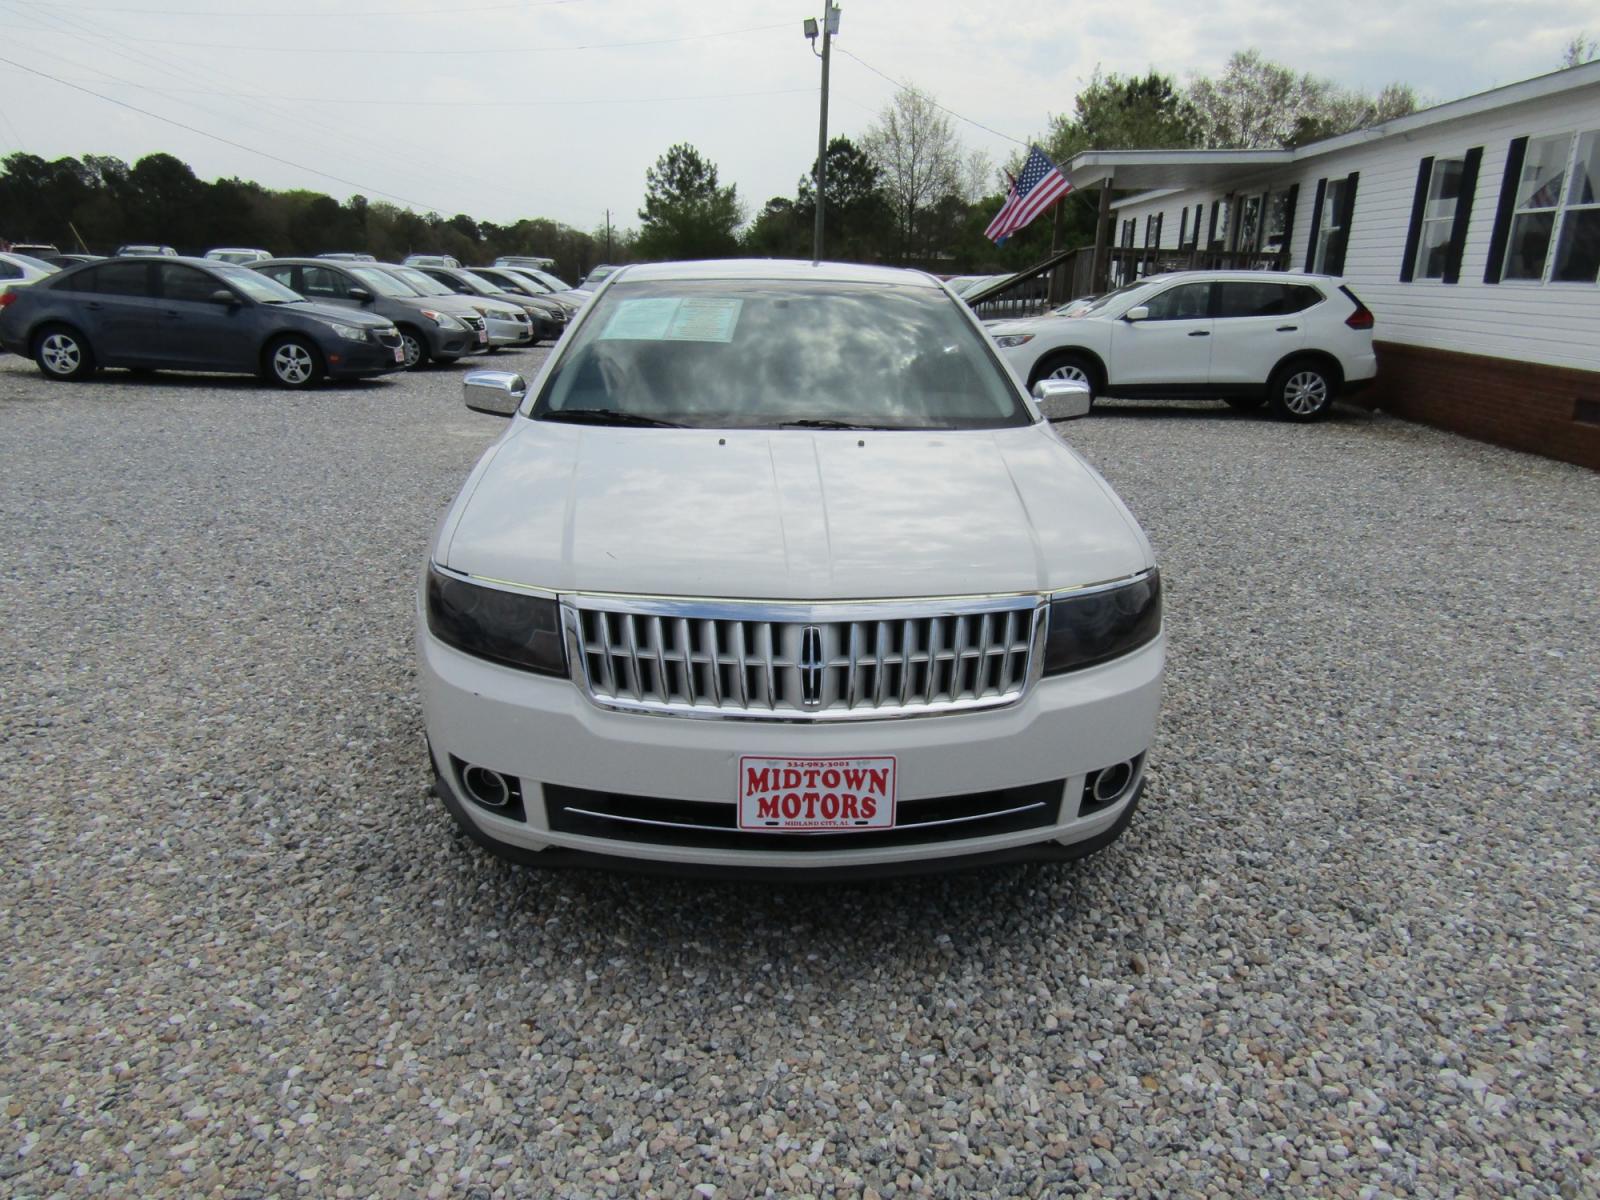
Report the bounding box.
[1028,345,1108,391]
[1270,349,1344,390]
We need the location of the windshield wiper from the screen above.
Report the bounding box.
[538,409,684,428]
[778,418,879,430]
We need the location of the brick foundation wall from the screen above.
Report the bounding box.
[1363,341,1600,471]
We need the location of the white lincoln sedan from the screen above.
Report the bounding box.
[418,260,1164,878]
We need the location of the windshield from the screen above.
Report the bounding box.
[533,279,1029,431]
[348,266,420,297]
[1078,281,1148,316]
[388,266,454,297]
[527,268,571,291]
[457,270,503,295]
[217,264,301,302]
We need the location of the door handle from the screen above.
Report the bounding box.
[162,310,181,319]
[84,301,103,311]
[1187,330,1210,337]
[1276,325,1298,332]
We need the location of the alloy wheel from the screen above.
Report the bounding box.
[1047,363,1090,386]
[41,333,81,376]
[401,332,422,369]
[272,343,314,385]
[1282,370,1329,416]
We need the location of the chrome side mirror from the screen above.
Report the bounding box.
[1124,305,1149,322]
[1031,378,1092,421]
[463,370,526,417]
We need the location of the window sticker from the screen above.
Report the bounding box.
[598,296,743,343]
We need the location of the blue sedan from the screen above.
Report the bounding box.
[0,257,407,388]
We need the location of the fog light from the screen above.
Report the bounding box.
[1081,756,1142,815]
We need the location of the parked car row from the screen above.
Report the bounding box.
[0,253,585,388]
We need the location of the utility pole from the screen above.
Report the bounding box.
[805,3,840,264]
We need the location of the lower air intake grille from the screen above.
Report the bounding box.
[544,781,1064,852]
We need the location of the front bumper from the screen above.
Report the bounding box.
[325,337,406,378]
[418,622,1163,875]
[483,313,531,347]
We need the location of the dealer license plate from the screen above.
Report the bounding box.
[737,756,896,833]
[392,346,405,363]
[477,328,489,344]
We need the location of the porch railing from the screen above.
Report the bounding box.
[965,244,1293,321]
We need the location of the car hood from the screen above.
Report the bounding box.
[440,422,1151,600]
[291,301,392,328]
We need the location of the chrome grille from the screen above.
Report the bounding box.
[566,596,1041,720]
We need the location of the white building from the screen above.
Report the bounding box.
[1056,61,1600,469]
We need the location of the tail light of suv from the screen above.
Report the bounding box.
[1340,286,1374,330]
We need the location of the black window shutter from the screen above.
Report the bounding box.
[1304,179,1327,271]
[1326,172,1359,276]
[1442,146,1483,285]
[1399,157,1434,283]
[1207,200,1219,248]
[1155,212,1163,248]
[1179,207,1189,247]
[1484,136,1528,285]
[1279,183,1299,263]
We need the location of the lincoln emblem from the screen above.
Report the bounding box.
[799,625,825,707]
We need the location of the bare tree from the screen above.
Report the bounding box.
[1188,49,1418,149]
[961,148,996,204]
[1563,33,1597,68]
[862,86,964,261]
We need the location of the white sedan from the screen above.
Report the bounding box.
[0,251,59,294]
[989,270,1377,422]
[418,259,1164,878]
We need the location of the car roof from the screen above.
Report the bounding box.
[1133,269,1343,285]
[610,259,944,288]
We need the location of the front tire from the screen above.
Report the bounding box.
[1270,361,1336,422]
[34,325,96,381]
[1029,351,1100,405]
[397,325,430,370]
[264,336,323,389]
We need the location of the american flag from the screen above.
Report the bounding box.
[984,146,1072,244]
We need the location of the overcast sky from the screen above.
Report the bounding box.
[0,0,1590,235]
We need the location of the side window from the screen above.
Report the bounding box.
[1142,283,1211,321]
[0,261,20,280]
[84,261,154,297]
[160,264,224,303]
[255,266,296,291]
[298,266,349,300]
[1284,285,1325,313]
[1217,281,1291,318]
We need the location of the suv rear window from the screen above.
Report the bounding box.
[1217,281,1325,318]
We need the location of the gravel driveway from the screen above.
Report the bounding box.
[2,352,1596,1199]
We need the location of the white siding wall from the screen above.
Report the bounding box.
[1108,86,1600,372]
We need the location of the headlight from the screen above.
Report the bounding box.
[993,333,1035,348]
[326,321,369,341]
[420,309,464,329]
[426,566,566,677]
[1042,570,1161,675]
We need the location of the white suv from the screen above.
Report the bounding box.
[988,271,1376,422]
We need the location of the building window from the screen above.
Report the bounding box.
[1503,133,1575,279]
[1263,192,1290,254]
[1415,158,1466,279]
[1313,178,1348,272]
[1552,131,1600,282]
[1237,194,1263,254]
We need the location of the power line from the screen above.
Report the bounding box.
[834,46,1030,148]
[2,18,793,54]
[22,0,580,13]
[35,77,816,108]
[0,54,453,212]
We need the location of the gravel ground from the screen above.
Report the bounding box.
[1,350,1597,1200]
